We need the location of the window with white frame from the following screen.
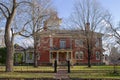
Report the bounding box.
[27,52,34,60]
[60,40,66,49]
[75,39,84,47]
[96,51,100,60]
[75,51,84,60]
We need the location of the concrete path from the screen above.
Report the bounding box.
[54,66,70,80]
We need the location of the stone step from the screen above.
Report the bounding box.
[54,74,70,79]
[54,69,70,80]
[57,70,67,74]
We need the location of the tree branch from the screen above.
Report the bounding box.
[19,33,32,38]
[36,28,43,33]
[0,3,11,17]
[14,19,32,35]
[17,1,33,7]
[0,7,7,18]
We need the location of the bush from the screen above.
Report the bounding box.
[0,47,7,64]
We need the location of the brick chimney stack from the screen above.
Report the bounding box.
[85,23,90,31]
[43,21,47,31]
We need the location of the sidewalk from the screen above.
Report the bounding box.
[54,66,70,80]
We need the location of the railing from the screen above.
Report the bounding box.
[50,47,72,50]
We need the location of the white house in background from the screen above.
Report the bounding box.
[14,45,34,64]
[103,54,109,65]
[0,30,5,47]
[109,47,120,65]
[25,48,34,64]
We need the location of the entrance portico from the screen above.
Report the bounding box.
[50,49,73,65]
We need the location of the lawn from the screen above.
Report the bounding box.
[70,65,120,79]
[0,66,54,72]
[0,65,120,79]
[0,72,54,78]
[0,66,54,78]
[71,65,120,70]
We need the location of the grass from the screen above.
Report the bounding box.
[69,74,120,79]
[0,66,54,72]
[0,65,120,79]
[69,72,120,79]
[0,66,54,78]
[69,65,120,79]
[71,65,120,73]
[0,72,54,78]
[71,65,120,70]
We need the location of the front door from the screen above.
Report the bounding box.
[59,52,66,64]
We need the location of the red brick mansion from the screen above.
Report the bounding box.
[36,25,103,65]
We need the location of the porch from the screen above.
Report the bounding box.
[49,49,74,65]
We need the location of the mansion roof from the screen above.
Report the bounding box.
[37,29,103,38]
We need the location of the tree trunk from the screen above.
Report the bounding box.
[34,33,38,67]
[5,43,14,72]
[4,18,14,72]
[86,26,91,68]
[34,50,38,67]
[88,48,91,68]
[4,0,17,72]
[34,44,38,67]
[87,38,91,68]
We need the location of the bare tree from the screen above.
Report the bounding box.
[103,17,120,45]
[19,0,61,67]
[109,47,120,65]
[0,0,32,72]
[0,0,17,72]
[67,0,110,67]
[105,45,120,74]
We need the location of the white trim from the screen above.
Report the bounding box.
[60,40,66,49]
[50,37,53,47]
[96,51,100,60]
[66,52,69,60]
[25,52,34,63]
[75,51,84,60]
[57,52,59,62]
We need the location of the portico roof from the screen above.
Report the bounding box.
[50,48,72,52]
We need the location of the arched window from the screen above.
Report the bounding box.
[75,52,79,59]
[96,51,100,60]
[75,51,84,60]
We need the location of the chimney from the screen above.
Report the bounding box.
[85,23,90,31]
[43,21,48,31]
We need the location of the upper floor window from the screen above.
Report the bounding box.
[75,39,84,47]
[96,51,100,60]
[75,51,84,60]
[60,40,66,49]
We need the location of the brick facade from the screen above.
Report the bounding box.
[37,30,103,65]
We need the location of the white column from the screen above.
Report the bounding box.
[66,52,69,60]
[49,52,51,63]
[49,36,53,48]
[71,51,73,65]
[71,51,73,59]
[22,52,25,62]
[57,52,59,63]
